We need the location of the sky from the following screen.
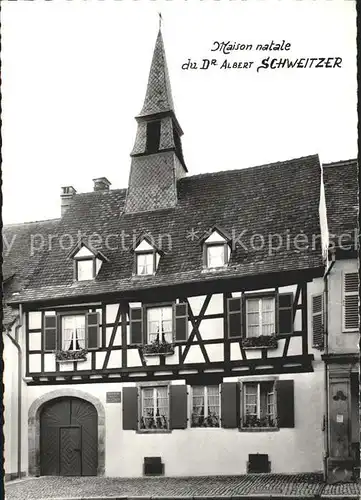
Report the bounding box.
[2,0,357,224]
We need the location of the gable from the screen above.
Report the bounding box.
[73,246,95,258]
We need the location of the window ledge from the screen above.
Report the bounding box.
[136,429,172,434]
[56,357,87,364]
[239,427,279,433]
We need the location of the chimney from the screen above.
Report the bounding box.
[93,177,111,192]
[61,186,77,216]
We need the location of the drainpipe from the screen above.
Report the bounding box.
[323,251,335,476]
[5,304,23,480]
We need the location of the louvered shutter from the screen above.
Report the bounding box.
[170,385,188,429]
[86,312,100,349]
[174,303,188,342]
[123,387,138,430]
[221,382,240,428]
[278,293,294,335]
[312,294,324,349]
[44,314,57,351]
[130,307,143,344]
[276,380,294,428]
[227,297,243,338]
[342,272,359,332]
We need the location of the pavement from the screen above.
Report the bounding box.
[4,474,361,500]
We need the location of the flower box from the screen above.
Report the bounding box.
[55,349,88,362]
[142,342,175,356]
[241,336,278,349]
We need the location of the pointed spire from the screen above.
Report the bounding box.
[138,29,175,117]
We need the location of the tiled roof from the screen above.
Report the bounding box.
[7,154,324,305]
[2,219,60,326]
[323,159,358,249]
[138,30,175,117]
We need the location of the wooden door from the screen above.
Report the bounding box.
[40,397,97,476]
[59,426,82,476]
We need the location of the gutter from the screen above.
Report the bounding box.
[5,303,23,480]
[322,251,335,476]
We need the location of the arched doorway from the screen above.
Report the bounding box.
[40,397,98,476]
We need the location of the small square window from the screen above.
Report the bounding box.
[147,307,173,344]
[243,381,276,428]
[137,253,154,275]
[140,386,169,430]
[207,244,226,268]
[77,259,94,281]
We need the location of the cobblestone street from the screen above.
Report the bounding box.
[4,474,361,500]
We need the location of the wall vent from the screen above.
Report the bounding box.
[247,454,270,473]
[143,457,164,476]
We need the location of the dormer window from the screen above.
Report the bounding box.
[77,258,95,281]
[202,228,231,269]
[134,237,161,276]
[68,243,108,282]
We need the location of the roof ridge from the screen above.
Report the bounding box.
[181,154,320,181]
[323,159,357,167]
[4,218,60,228]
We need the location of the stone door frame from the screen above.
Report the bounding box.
[28,389,105,476]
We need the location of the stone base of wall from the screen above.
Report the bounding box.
[326,457,355,483]
[4,471,26,482]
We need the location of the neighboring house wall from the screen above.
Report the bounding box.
[328,259,359,354]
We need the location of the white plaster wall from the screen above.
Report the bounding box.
[327,259,359,353]
[3,333,15,475]
[26,369,324,478]
[307,276,325,360]
[4,320,29,477]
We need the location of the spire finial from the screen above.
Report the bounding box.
[158,12,162,30]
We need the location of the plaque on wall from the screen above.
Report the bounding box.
[106,391,122,403]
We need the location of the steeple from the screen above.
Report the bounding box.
[125,27,187,214]
[138,29,175,117]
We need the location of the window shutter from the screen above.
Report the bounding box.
[221,382,240,428]
[278,293,294,335]
[44,314,57,351]
[312,294,324,349]
[122,387,138,430]
[342,272,359,332]
[130,307,143,345]
[276,380,294,428]
[174,303,188,342]
[227,297,243,338]
[86,312,100,349]
[170,385,188,429]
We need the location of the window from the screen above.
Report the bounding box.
[77,259,94,281]
[191,385,220,427]
[61,315,86,351]
[146,121,161,154]
[207,244,227,268]
[342,272,359,332]
[147,306,173,344]
[203,229,231,269]
[243,381,276,428]
[140,386,169,430]
[136,252,154,275]
[246,297,275,337]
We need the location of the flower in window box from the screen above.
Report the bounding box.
[241,335,278,349]
[55,349,88,362]
[142,339,175,356]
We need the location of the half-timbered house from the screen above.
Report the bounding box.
[3,29,357,481]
